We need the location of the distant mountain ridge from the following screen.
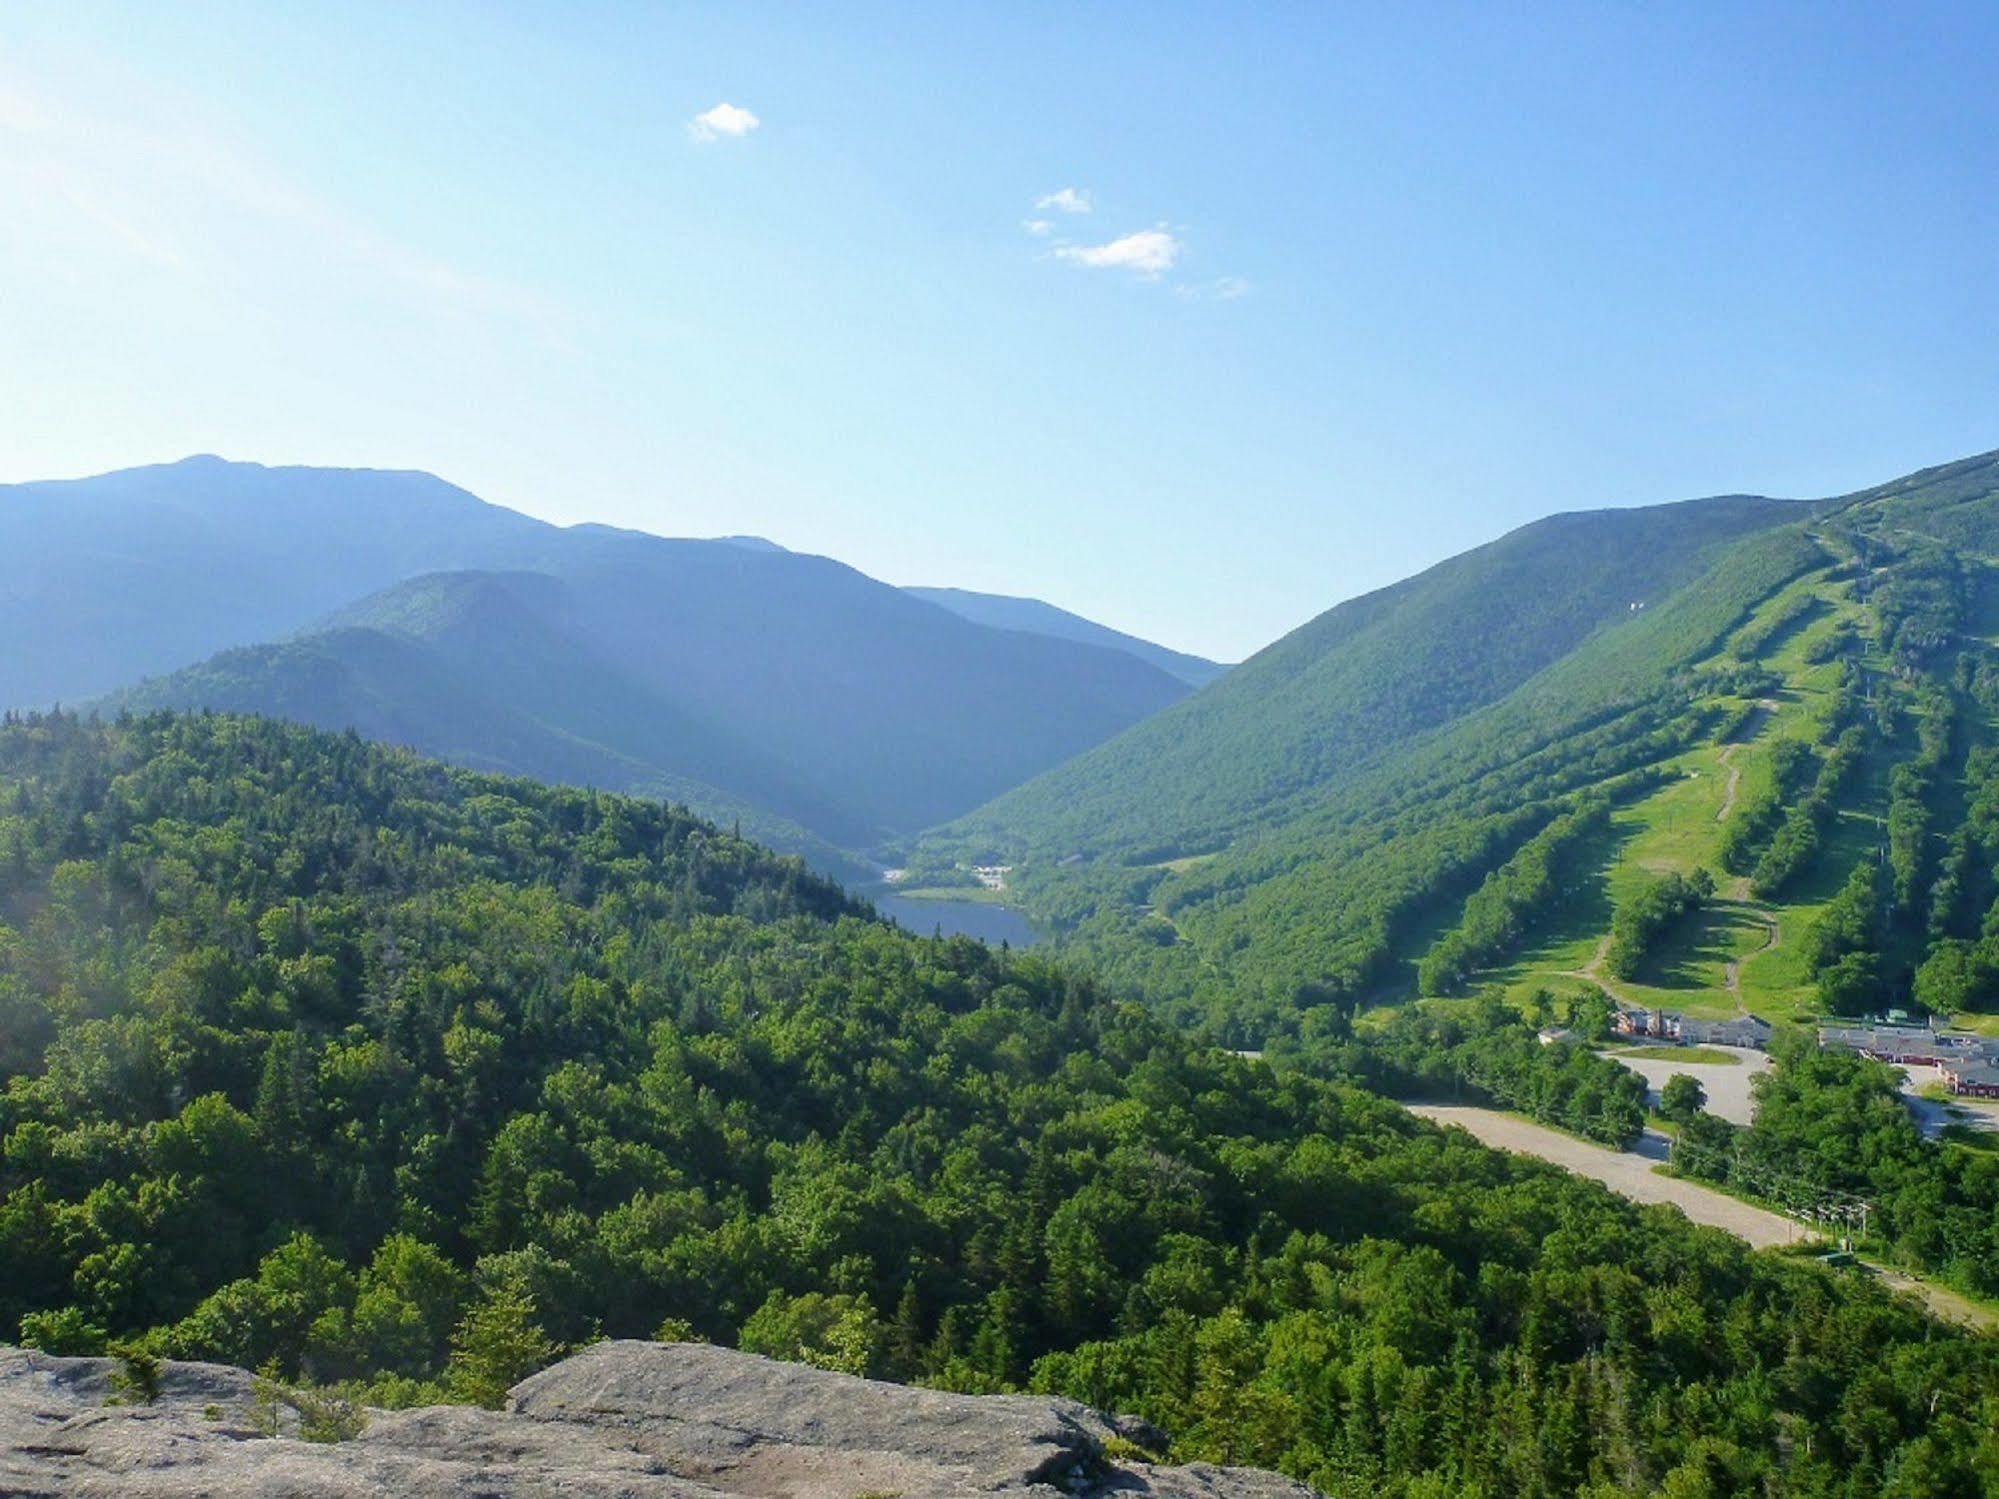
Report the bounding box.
[24,456,1198,874]
[903,586,1228,686]
[0,456,552,707]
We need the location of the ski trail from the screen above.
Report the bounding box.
[1715,742,1743,823]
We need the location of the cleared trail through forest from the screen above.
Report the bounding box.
[1715,742,1743,823]
[1568,933,1639,1008]
[1722,889,1779,1015]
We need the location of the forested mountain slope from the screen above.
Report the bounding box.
[95,615,869,882]
[2,711,1996,1495]
[21,457,1193,871]
[929,493,1805,866]
[105,551,1188,860]
[913,452,1999,1049]
[905,586,1229,686]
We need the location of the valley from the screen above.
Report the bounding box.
[12,14,1998,1493]
[3,458,1203,882]
[7,450,1999,1495]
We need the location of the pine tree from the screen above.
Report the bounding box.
[445,1285,554,1410]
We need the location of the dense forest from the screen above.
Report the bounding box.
[3,712,1997,1495]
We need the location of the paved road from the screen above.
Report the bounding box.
[1895,1064,1999,1139]
[1406,1103,1812,1248]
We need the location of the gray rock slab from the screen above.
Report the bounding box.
[0,1341,1322,1499]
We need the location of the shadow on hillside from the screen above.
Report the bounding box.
[1641,900,1764,990]
[1494,814,1628,979]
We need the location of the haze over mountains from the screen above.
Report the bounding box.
[3,456,1200,876]
[904,587,1228,687]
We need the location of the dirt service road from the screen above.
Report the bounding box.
[1405,1103,1811,1249]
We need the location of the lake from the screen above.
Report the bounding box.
[872,893,1040,947]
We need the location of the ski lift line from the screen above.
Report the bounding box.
[1665,1137,1873,1236]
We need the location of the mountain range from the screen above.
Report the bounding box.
[17,443,1999,1055]
[903,586,1228,687]
[2,456,1208,877]
[9,443,1999,1493]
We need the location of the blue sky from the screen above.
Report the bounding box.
[3,2,1995,660]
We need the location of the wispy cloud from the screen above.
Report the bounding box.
[1056,227,1182,278]
[0,65,562,327]
[1035,186,1092,215]
[1176,275,1252,301]
[1022,218,1054,237]
[688,102,760,142]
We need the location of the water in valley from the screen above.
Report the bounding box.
[872,892,1039,947]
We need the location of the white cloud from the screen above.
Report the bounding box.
[689,102,760,142]
[1035,187,1092,214]
[1022,218,1053,237]
[1056,227,1181,278]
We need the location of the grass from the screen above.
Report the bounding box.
[1458,578,1900,1027]
[1481,748,1753,1012]
[1377,570,1988,1044]
[1144,852,1218,875]
[1610,1044,1741,1065]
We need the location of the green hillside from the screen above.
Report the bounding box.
[928,492,1806,866]
[914,452,1999,1050]
[3,711,1996,1493]
[85,489,1194,870]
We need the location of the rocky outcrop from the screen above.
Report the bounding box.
[0,1340,1321,1498]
